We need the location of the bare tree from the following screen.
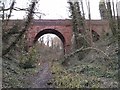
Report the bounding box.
[99,0,108,20]
[85,0,93,45]
[2,0,39,56]
[116,1,120,30]
[106,0,116,35]
[68,0,90,61]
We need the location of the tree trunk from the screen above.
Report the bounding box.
[68,1,89,60]
[106,0,116,35]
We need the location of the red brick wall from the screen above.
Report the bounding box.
[26,19,110,54]
[27,19,73,53]
[4,19,109,54]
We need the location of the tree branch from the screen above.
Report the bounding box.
[64,46,111,61]
[2,1,37,56]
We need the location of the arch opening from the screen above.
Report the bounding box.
[33,29,66,54]
[34,29,65,45]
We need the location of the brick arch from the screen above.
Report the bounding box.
[33,29,66,53]
[34,29,65,44]
[26,19,109,54]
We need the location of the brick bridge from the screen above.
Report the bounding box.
[26,19,110,54]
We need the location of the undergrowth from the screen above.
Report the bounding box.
[50,35,118,88]
[50,61,118,88]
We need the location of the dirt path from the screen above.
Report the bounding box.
[29,62,53,88]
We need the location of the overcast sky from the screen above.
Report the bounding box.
[38,0,101,19]
[1,0,120,19]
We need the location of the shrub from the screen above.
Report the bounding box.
[19,46,39,69]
